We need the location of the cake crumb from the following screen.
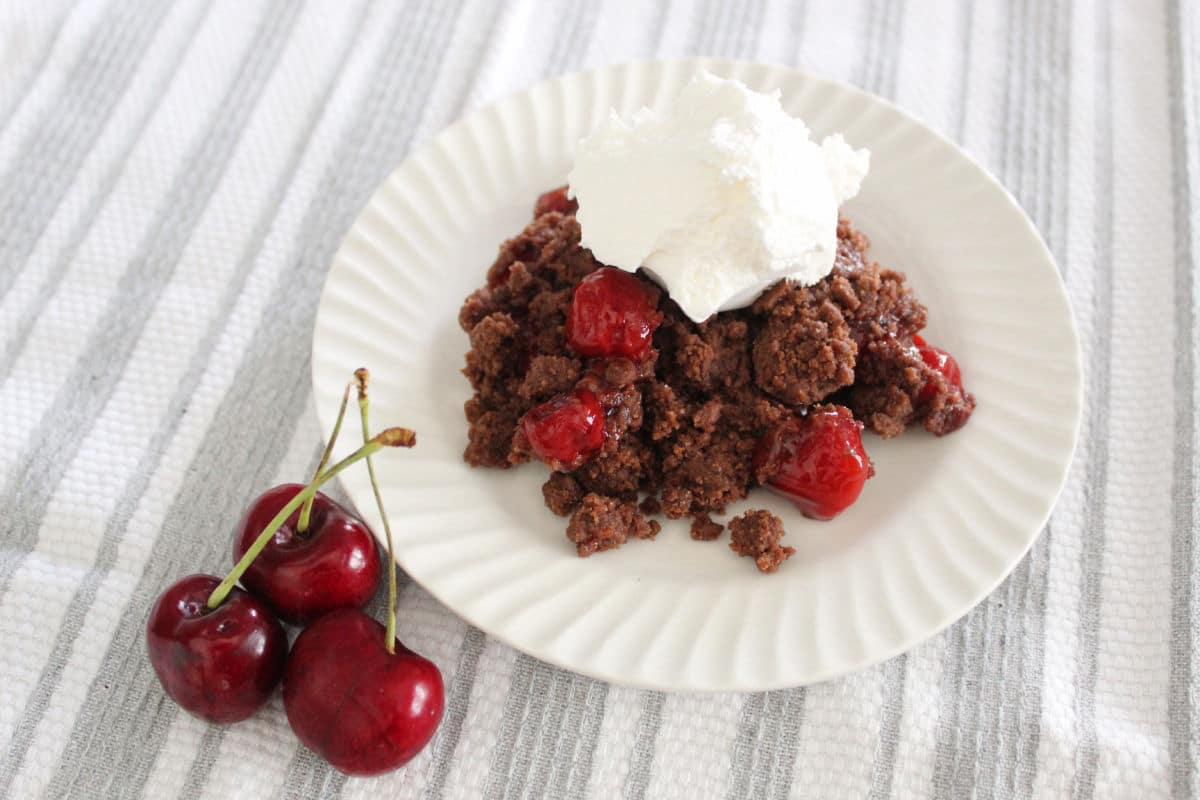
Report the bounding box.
[566,493,657,557]
[728,510,794,573]
[638,495,662,516]
[689,513,724,541]
[542,472,583,516]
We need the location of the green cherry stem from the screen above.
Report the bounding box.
[297,379,355,534]
[354,368,402,654]
[205,425,416,611]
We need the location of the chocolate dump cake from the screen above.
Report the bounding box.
[459,188,974,572]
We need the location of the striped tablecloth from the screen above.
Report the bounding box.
[0,1,1196,797]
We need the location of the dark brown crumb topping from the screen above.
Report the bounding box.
[459,206,974,570]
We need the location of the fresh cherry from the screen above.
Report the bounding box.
[533,185,577,217]
[753,405,875,520]
[519,387,605,470]
[283,608,445,776]
[566,267,662,360]
[233,484,380,626]
[912,334,964,403]
[146,574,288,724]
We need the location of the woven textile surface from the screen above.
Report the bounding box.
[0,0,1197,797]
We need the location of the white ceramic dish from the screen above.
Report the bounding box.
[311,59,1081,691]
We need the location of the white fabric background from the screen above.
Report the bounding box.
[0,1,1196,798]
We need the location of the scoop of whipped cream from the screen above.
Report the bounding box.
[567,72,870,322]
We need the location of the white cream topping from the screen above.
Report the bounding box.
[568,72,870,322]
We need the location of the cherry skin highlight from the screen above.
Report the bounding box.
[753,405,874,520]
[146,574,288,724]
[282,608,445,776]
[912,334,964,403]
[233,484,380,626]
[519,388,605,470]
[566,267,662,360]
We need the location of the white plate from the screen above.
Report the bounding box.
[311,59,1082,691]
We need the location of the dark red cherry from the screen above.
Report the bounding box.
[146,574,287,724]
[533,185,578,217]
[753,405,875,520]
[518,388,605,470]
[912,334,964,403]
[283,609,444,776]
[566,267,662,360]
[233,484,380,626]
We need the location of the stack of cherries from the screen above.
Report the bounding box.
[146,369,444,776]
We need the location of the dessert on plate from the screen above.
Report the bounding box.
[458,73,974,572]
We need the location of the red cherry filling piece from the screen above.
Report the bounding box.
[566,267,662,360]
[912,334,963,403]
[753,405,875,520]
[533,185,578,217]
[519,388,605,470]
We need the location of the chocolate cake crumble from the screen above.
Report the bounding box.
[459,192,975,572]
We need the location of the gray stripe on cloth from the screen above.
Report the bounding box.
[1071,2,1113,798]
[1166,0,1197,797]
[504,662,560,800]
[0,1,75,139]
[786,0,809,59]
[0,0,299,612]
[420,627,487,800]
[1014,531,1053,800]
[769,690,806,800]
[953,0,975,141]
[565,682,609,800]
[622,691,666,800]
[688,0,720,55]
[868,656,907,800]
[525,672,585,800]
[0,0,170,304]
[931,621,968,798]
[543,678,590,799]
[727,0,767,60]
[975,560,1024,799]
[281,750,348,800]
[749,690,788,800]
[855,0,882,92]
[180,725,225,800]
[768,690,806,800]
[749,691,785,800]
[0,1,213,383]
[435,0,510,129]
[482,657,537,799]
[726,692,767,800]
[951,604,993,798]
[42,0,464,794]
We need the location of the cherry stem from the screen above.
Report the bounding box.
[354,368,400,654]
[298,380,355,534]
[205,425,416,611]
